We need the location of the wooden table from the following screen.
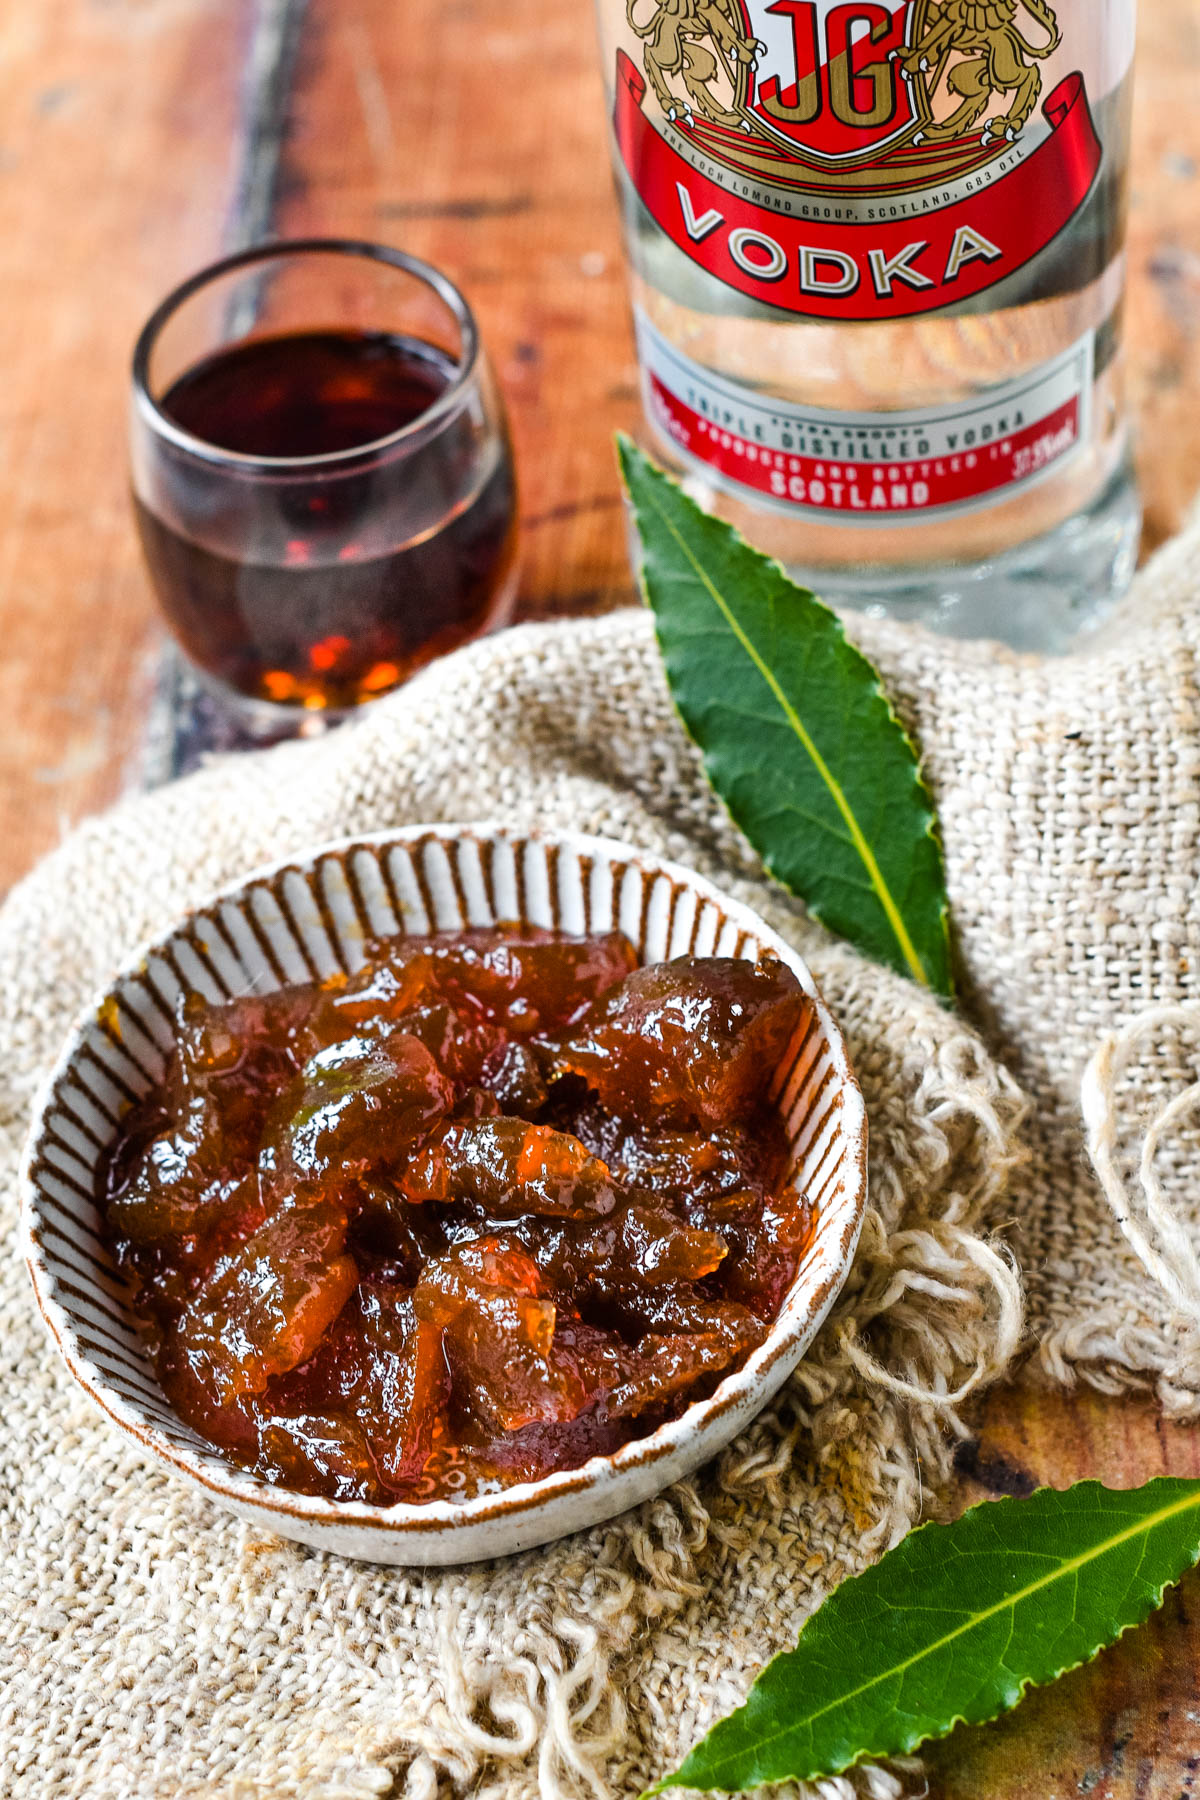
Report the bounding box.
[0,0,1197,1789]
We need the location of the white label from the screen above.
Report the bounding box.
[637,311,1094,524]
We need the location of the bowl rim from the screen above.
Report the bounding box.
[20,821,868,1538]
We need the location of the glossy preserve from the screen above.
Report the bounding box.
[102,927,812,1503]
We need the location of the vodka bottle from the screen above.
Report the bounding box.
[597,0,1139,650]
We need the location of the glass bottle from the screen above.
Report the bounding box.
[598,0,1139,650]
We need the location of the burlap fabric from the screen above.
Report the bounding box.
[1,513,1198,1797]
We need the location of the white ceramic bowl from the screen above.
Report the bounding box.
[21,824,867,1566]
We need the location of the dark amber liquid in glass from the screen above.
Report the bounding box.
[136,330,517,711]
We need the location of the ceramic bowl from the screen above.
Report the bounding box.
[21,824,867,1566]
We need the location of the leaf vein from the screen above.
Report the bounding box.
[694,1487,1200,1782]
[642,482,932,988]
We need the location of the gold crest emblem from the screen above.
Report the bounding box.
[897,0,1062,146]
[624,0,1063,192]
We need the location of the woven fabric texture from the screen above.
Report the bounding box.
[0,611,1025,1800]
[2,512,1199,1797]
[856,517,1200,1414]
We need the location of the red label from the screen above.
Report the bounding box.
[638,312,1093,520]
[613,49,1102,320]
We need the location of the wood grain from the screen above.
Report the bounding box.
[0,0,249,889]
[0,0,1197,1789]
[272,0,637,624]
[926,1385,1200,1797]
[1125,0,1200,554]
[1,0,1197,886]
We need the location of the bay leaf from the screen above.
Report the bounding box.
[647,1478,1200,1792]
[618,438,952,996]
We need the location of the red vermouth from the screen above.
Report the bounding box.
[137,329,517,711]
[598,0,1139,649]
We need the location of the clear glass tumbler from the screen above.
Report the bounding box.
[131,239,518,724]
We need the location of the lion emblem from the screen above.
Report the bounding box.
[625,0,763,130]
[895,0,1062,145]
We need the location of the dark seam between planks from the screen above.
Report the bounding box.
[147,0,311,784]
[224,0,311,253]
[378,194,535,221]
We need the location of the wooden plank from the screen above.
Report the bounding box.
[1125,0,1200,554]
[3,0,1197,882]
[0,5,1196,1786]
[270,0,1200,588]
[918,30,1200,1770]
[269,0,637,625]
[926,1386,1200,1797]
[0,0,249,892]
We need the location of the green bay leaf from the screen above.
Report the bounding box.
[649,1478,1200,1792]
[618,438,951,996]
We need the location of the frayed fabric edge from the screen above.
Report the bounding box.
[361,1011,1030,1800]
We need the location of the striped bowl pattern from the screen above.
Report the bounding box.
[20,824,867,1566]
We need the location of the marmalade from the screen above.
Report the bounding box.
[102,927,812,1503]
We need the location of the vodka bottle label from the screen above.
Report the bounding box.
[610,2,1115,322]
[637,307,1094,519]
[600,2,1138,639]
